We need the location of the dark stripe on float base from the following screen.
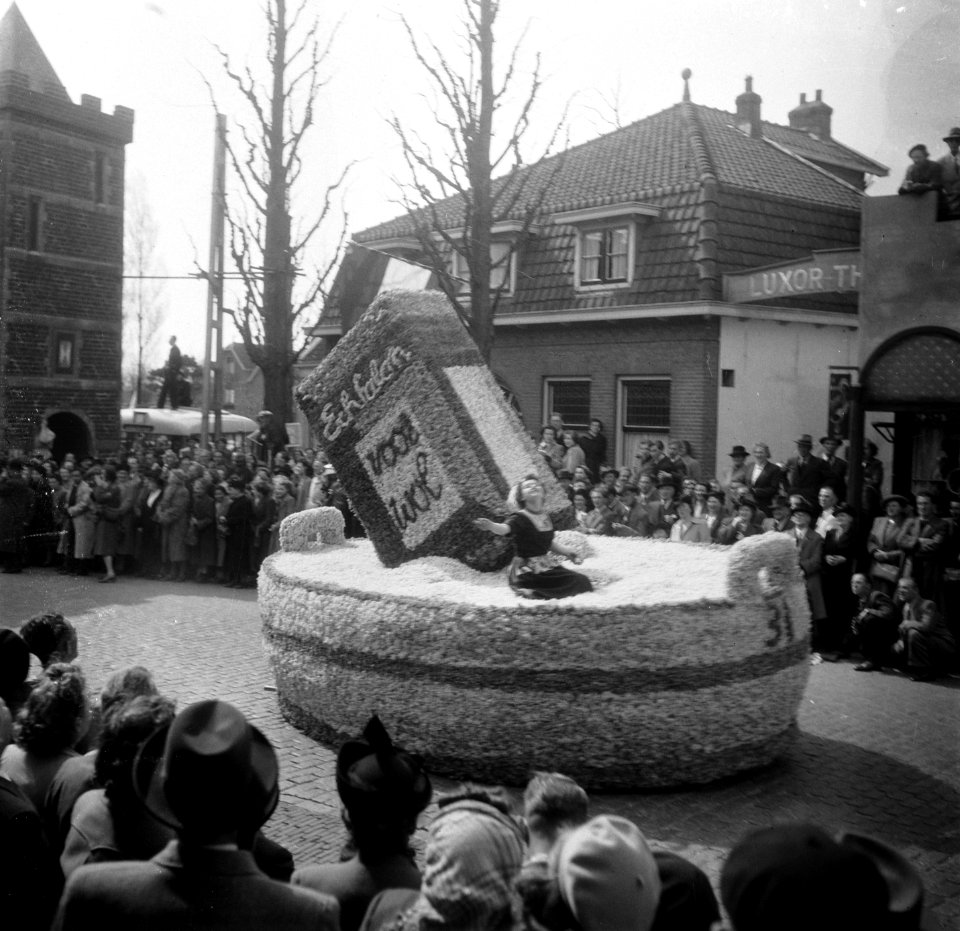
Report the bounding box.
[264,628,809,694]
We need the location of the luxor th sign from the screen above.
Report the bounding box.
[723,249,861,303]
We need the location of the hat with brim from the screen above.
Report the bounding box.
[882,494,910,510]
[819,436,840,446]
[133,700,279,838]
[795,434,813,446]
[336,715,431,822]
[943,127,960,141]
[729,446,748,457]
[791,499,815,517]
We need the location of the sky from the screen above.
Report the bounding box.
[12,0,960,367]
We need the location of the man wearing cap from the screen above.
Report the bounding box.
[784,435,829,510]
[818,435,847,500]
[937,127,960,217]
[718,445,749,496]
[54,700,339,931]
[611,483,651,538]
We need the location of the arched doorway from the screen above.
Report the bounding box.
[860,328,960,499]
[47,411,93,462]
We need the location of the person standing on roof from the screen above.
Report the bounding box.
[156,337,182,411]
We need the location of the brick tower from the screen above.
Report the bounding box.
[0,3,133,459]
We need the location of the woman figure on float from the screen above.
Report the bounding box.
[473,475,593,600]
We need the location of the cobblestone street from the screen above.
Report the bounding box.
[3,567,959,929]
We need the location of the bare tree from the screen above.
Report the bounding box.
[391,0,565,362]
[211,0,350,423]
[390,0,563,360]
[123,177,166,406]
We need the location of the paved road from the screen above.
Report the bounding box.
[3,567,959,929]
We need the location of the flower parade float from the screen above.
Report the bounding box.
[259,290,811,790]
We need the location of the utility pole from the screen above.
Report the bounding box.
[201,113,226,448]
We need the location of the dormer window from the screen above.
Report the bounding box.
[551,202,661,291]
[581,226,629,284]
[450,240,515,295]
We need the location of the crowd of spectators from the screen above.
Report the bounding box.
[540,416,959,679]
[0,616,932,929]
[0,434,360,588]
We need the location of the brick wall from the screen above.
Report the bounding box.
[491,315,721,477]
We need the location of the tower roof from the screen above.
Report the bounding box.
[0,3,69,99]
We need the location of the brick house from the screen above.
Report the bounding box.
[314,76,886,477]
[0,4,133,460]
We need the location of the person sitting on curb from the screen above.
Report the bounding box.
[848,573,897,673]
[54,699,340,931]
[892,578,957,682]
[292,715,432,931]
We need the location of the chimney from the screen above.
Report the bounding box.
[788,89,833,140]
[735,76,762,139]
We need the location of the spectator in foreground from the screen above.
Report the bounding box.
[0,663,89,812]
[892,577,957,682]
[720,823,924,931]
[54,699,340,931]
[360,786,525,931]
[19,612,78,670]
[292,715,432,931]
[849,573,897,673]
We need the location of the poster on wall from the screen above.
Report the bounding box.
[827,370,855,440]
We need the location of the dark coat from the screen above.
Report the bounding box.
[794,527,826,620]
[190,492,218,568]
[784,455,829,506]
[0,474,32,554]
[156,483,190,563]
[744,461,783,513]
[53,840,339,931]
[92,484,122,557]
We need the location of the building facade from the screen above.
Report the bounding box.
[315,76,887,476]
[0,4,133,460]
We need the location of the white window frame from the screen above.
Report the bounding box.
[223,388,236,406]
[575,223,635,290]
[450,240,516,296]
[615,376,671,467]
[543,377,592,432]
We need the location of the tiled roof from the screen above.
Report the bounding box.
[323,98,874,323]
[762,121,887,176]
[356,101,874,245]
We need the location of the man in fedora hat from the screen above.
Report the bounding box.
[938,127,960,217]
[784,435,829,512]
[54,700,340,931]
[719,445,749,496]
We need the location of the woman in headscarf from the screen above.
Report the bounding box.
[361,786,526,931]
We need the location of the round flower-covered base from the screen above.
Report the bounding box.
[259,533,811,790]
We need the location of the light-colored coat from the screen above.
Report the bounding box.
[67,481,95,559]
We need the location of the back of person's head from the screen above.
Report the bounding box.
[411,785,525,929]
[96,694,176,805]
[134,699,279,845]
[0,697,13,752]
[0,629,30,706]
[720,823,921,931]
[99,665,158,720]
[550,815,661,931]
[335,715,431,862]
[19,612,77,667]
[523,771,589,835]
[650,851,720,931]
[16,662,88,756]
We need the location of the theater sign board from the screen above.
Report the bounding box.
[723,249,861,304]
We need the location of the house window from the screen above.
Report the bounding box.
[622,378,671,430]
[581,226,629,284]
[450,241,515,294]
[27,196,42,251]
[721,369,735,387]
[225,356,236,376]
[223,388,236,407]
[54,333,76,374]
[544,379,591,431]
[618,376,671,466]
